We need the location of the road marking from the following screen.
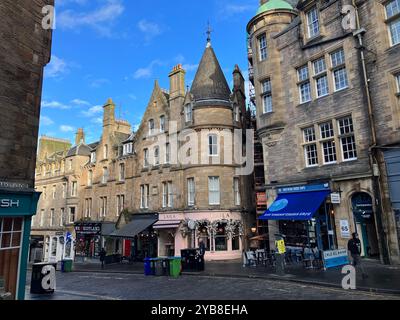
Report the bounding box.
[53,290,121,300]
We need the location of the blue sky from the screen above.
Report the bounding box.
[40,0,260,144]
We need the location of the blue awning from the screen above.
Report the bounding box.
[259,190,330,221]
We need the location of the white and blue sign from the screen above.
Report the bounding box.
[323,249,349,269]
[259,190,330,221]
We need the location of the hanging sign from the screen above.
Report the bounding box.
[340,219,351,238]
[323,249,349,269]
[330,193,341,204]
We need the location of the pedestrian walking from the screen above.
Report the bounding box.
[99,248,106,269]
[347,233,368,279]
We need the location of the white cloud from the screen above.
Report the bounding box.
[60,125,75,132]
[182,64,198,72]
[91,117,103,124]
[133,60,163,79]
[71,99,90,106]
[58,0,125,37]
[90,78,110,88]
[40,116,54,126]
[81,105,103,117]
[138,19,163,43]
[45,55,69,79]
[42,100,71,110]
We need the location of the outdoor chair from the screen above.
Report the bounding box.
[245,251,257,267]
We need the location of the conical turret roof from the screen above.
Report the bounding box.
[190,44,231,104]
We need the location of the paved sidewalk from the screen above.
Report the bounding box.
[30,258,400,295]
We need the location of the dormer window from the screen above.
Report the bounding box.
[91,151,96,163]
[184,104,192,123]
[306,6,320,39]
[123,143,133,156]
[149,119,155,135]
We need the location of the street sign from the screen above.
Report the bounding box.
[340,219,351,238]
[330,193,341,204]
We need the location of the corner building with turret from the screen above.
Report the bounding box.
[33,40,255,262]
[247,0,400,264]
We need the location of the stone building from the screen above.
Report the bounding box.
[0,0,54,299]
[34,39,254,262]
[247,0,400,264]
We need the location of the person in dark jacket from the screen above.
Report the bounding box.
[347,233,367,279]
[99,248,106,269]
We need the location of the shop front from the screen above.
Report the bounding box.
[259,183,337,255]
[153,213,184,257]
[178,211,245,261]
[0,188,40,300]
[74,222,102,259]
[109,213,158,261]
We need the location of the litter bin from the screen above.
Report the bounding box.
[61,259,73,273]
[144,258,152,276]
[154,258,164,276]
[169,257,181,277]
[30,262,57,294]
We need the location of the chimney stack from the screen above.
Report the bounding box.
[75,128,85,145]
[169,64,186,100]
[103,98,115,127]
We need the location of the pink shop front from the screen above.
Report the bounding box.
[154,211,245,261]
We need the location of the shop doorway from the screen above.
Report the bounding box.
[351,193,380,258]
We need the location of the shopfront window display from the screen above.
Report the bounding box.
[0,217,23,299]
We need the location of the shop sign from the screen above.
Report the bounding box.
[0,180,30,190]
[159,213,184,221]
[74,223,101,235]
[323,249,349,269]
[256,192,267,207]
[0,192,40,216]
[340,219,351,238]
[278,183,330,194]
[330,193,341,204]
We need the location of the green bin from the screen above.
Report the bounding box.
[169,257,181,277]
[62,259,73,272]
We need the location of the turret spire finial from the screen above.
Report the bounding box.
[206,21,212,47]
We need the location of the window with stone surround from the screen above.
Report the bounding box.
[144,148,149,167]
[102,167,108,184]
[208,176,220,205]
[298,65,311,103]
[154,146,160,166]
[85,198,92,218]
[99,197,107,217]
[185,104,192,123]
[320,122,337,164]
[187,178,195,206]
[71,181,77,196]
[385,0,400,46]
[165,143,170,164]
[396,73,400,94]
[303,126,318,167]
[261,78,273,113]
[313,57,328,98]
[88,170,93,186]
[60,208,65,226]
[148,119,155,135]
[69,207,76,223]
[208,134,218,156]
[119,163,125,181]
[162,181,173,208]
[116,195,124,216]
[140,184,149,209]
[50,209,55,227]
[258,34,268,61]
[338,116,357,161]
[306,6,320,38]
[331,49,348,91]
[160,115,165,132]
[234,177,241,206]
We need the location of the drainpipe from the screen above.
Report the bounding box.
[352,0,390,264]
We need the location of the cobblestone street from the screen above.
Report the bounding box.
[26,271,400,300]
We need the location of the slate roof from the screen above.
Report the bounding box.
[66,143,92,157]
[190,44,231,104]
